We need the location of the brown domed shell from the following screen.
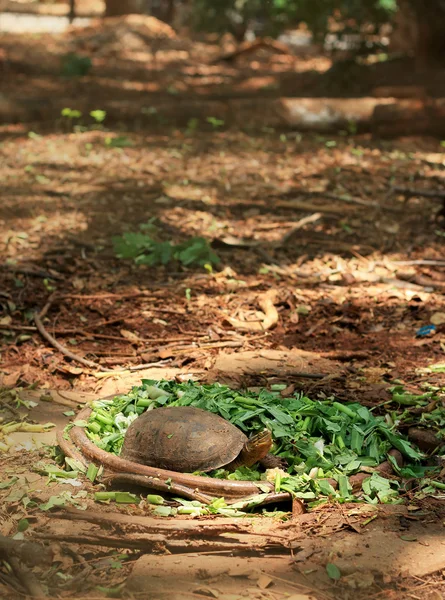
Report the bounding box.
[120,406,248,472]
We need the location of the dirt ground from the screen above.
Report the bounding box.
[1,12,445,600]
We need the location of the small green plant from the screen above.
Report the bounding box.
[347,120,358,135]
[186,118,199,134]
[60,108,83,132]
[43,279,56,292]
[61,108,82,132]
[61,108,82,120]
[206,117,225,129]
[105,136,133,148]
[90,110,106,124]
[61,53,92,77]
[350,147,364,157]
[35,174,51,185]
[113,225,219,269]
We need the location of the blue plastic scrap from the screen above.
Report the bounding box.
[415,324,436,338]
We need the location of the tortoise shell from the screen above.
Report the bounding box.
[120,406,248,473]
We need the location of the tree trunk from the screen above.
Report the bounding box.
[104,0,146,17]
[390,0,445,65]
[68,0,76,23]
[150,0,176,24]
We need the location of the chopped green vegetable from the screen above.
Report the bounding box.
[146,495,165,505]
[80,379,427,507]
[86,463,99,483]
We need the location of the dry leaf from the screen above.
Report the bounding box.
[227,567,252,578]
[431,312,445,325]
[343,570,375,589]
[72,277,85,290]
[257,575,273,589]
[120,329,141,343]
[55,364,83,376]
[2,370,22,387]
[0,315,12,326]
[427,591,443,600]
[193,586,220,598]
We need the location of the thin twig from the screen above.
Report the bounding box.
[34,309,110,372]
[0,324,37,331]
[279,212,322,245]
[8,557,46,598]
[378,259,445,267]
[392,186,445,200]
[0,264,64,280]
[61,291,156,300]
[0,534,52,567]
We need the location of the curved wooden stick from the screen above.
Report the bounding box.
[103,473,216,505]
[61,405,403,504]
[69,406,279,500]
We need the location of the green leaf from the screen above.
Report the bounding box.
[317,479,337,496]
[267,406,295,425]
[174,237,220,267]
[105,136,133,148]
[0,477,18,489]
[17,518,30,532]
[113,232,154,259]
[5,488,27,502]
[40,496,67,511]
[90,109,106,123]
[326,563,341,580]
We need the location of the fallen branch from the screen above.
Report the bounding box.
[392,186,445,200]
[0,263,64,280]
[274,199,346,215]
[379,259,445,267]
[0,534,53,567]
[64,405,282,501]
[8,557,46,598]
[51,507,250,534]
[319,350,370,361]
[322,192,383,209]
[57,428,90,470]
[32,532,275,554]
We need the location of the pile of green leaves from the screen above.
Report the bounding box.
[113,223,219,268]
[84,379,429,504]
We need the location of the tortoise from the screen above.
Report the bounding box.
[120,405,282,473]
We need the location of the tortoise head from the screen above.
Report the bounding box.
[240,429,273,467]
